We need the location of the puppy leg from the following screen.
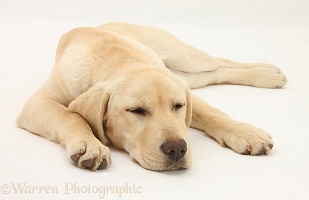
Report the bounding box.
[165,46,287,89]
[102,23,287,88]
[171,66,287,89]
[190,95,274,155]
[17,92,111,170]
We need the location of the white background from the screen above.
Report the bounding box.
[1,0,309,199]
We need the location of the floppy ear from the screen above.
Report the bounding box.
[185,87,192,128]
[68,82,110,145]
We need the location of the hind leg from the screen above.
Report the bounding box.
[166,47,287,89]
[101,22,287,89]
[171,64,287,89]
[165,43,287,88]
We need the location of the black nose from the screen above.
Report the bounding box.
[161,138,187,161]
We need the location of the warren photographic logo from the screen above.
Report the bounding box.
[1,182,143,199]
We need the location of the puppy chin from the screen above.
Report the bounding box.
[143,160,192,171]
[136,156,192,171]
[162,162,192,171]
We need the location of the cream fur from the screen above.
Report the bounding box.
[17,22,286,171]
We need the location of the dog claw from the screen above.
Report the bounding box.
[81,158,96,169]
[257,148,265,155]
[241,150,250,155]
[241,145,251,155]
[97,159,108,170]
[71,152,85,163]
[220,140,227,147]
[269,143,273,150]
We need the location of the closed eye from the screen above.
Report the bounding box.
[126,107,147,116]
[173,103,185,111]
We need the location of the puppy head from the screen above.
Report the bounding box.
[69,65,192,171]
[105,67,192,171]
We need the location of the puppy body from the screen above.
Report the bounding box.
[17,22,286,171]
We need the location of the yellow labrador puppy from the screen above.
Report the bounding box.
[17,22,287,171]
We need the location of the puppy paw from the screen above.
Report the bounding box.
[251,64,287,88]
[217,123,274,155]
[67,138,111,170]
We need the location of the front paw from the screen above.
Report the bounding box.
[67,137,111,171]
[217,123,274,155]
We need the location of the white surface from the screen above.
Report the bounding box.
[1,0,309,200]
